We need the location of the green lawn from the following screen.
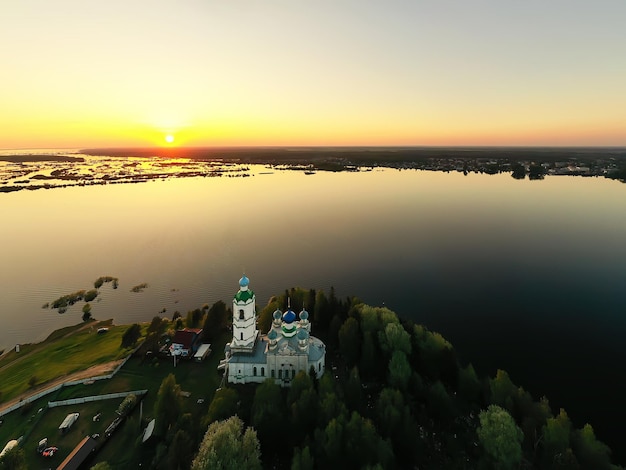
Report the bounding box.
[93,332,228,468]
[0,320,131,403]
[0,329,229,469]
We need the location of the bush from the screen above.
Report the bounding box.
[121,324,141,348]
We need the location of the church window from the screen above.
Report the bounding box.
[319,363,321,371]
[271,369,275,378]
[292,369,295,379]
[240,332,243,341]
[239,309,244,320]
[279,370,282,379]
[261,367,265,376]
[253,367,257,376]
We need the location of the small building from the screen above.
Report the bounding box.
[56,436,98,470]
[169,328,203,357]
[59,413,79,434]
[194,343,212,362]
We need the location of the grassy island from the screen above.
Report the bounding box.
[130,283,148,293]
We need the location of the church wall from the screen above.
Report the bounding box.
[228,361,268,385]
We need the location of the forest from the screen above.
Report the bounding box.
[155,288,620,470]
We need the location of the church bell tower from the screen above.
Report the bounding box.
[232,275,258,351]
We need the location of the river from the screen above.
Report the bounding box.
[1,163,625,457]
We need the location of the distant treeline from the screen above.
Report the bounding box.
[81,146,626,164]
[0,155,84,163]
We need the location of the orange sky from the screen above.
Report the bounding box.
[1,1,625,149]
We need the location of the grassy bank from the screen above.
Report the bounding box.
[0,328,228,469]
[0,320,130,404]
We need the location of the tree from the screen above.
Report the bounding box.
[315,416,345,467]
[343,411,394,469]
[204,388,240,426]
[191,416,261,470]
[528,163,546,180]
[376,387,418,463]
[314,290,330,329]
[412,324,454,381]
[0,446,27,470]
[388,350,411,390]
[338,317,361,367]
[291,446,314,470]
[84,289,98,302]
[202,300,228,341]
[542,408,572,464]
[344,366,364,413]
[121,323,141,348]
[287,371,313,407]
[356,304,381,334]
[489,369,516,410]
[251,379,286,455]
[572,424,612,470]
[90,463,112,470]
[165,429,195,470]
[148,315,167,334]
[319,392,348,428]
[28,375,38,388]
[116,393,137,416]
[458,363,481,405]
[511,163,526,179]
[142,316,168,353]
[477,405,524,469]
[427,380,455,422]
[186,308,203,328]
[82,303,92,321]
[359,331,379,379]
[378,322,411,356]
[289,374,319,443]
[153,374,182,437]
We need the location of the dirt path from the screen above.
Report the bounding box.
[0,359,123,416]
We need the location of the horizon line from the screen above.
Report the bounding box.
[4,145,626,152]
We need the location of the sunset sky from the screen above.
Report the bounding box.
[2,0,625,149]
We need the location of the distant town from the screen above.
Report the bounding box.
[1,147,625,193]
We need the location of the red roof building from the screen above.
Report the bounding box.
[170,328,203,357]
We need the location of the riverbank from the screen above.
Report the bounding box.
[0,320,130,406]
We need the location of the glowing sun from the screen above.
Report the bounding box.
[165,134,175,144]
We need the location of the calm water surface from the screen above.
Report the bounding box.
[1,167,625,455]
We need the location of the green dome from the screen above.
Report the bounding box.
[234,289,254,303]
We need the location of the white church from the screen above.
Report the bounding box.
[221,275,326,386]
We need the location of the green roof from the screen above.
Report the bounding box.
[234,289,254,303]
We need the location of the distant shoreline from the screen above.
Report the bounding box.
[1,146,625,194]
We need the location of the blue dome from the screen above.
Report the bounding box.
[283,309,297,324]
[299,309,309,321]
[297,329,309,340]
[273,309,283,320]
[239,275,250,287]
[267,329,278,340]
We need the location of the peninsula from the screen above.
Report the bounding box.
[0,280,619,469]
